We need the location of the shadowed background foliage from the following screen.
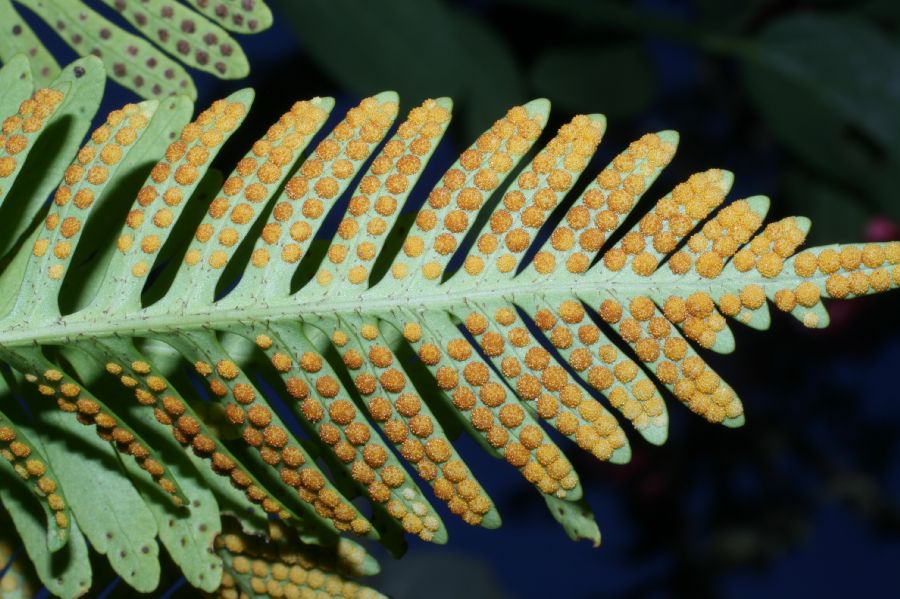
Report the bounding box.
[2,0,900,597]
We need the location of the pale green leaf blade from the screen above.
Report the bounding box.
[12,99,162,318]
[184,0,272,34]
[86,89,254,314]
[98,0,250,79]
[0,54,36,119]
[160,96,333,310]
[0,409,71,551]
[0,56,105,257]
[16,0,197,100]
[61,94,195,314]
[119,402,224,593]
[20,399,162,592]
[0,1,59,85]
[544,495,601,546]
[0,468,91,598]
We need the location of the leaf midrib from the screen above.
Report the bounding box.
[0,270,795,348]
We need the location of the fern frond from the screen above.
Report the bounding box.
[1,474,91,597]
[0,404,71,551]
[0,0,266,96]
[215,519,385,599]
[0,55,896,597]
[0,3,59,83]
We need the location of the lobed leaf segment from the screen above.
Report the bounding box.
[0,0,269,98]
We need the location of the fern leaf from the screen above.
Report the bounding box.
[0,55,38,118]
[1,0,268,99]
[184,0,273,33]
[114,393,225,593]
[0,53,897,597]
[14,0,196,99]
[545,495,601,547]
[13,385,163,591]
[0,57,104,258]
[310,315,502,529]
[11,96,162,316]
[98,0,250,79]
[85,336,310,529]
[0,404,71,551]
[92,89,253,312]
[0,475,91,597]
[215,519,385,599]
[161,95,334,308]
[0,2,59,85]
[170,328,378,539]
[224,92,400,302]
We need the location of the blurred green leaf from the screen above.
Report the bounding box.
[452,9,525,140]
[693,0,767,32]
[741,15,900,220]
[275,0,463,102]
[747,15,900,147]
[531,44,658,119]
[782,168,870,245]
[853,1,900,52]
[274,0,524,140]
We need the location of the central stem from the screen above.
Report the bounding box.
[0,267,785,348]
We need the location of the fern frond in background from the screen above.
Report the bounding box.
[0,53,897,598]
[0,0,269,99]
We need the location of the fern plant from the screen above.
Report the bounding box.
[0,53,897,598]
[0,0,269,99]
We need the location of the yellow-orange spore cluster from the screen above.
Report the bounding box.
[118,97,247,279]
[195,351,371,535]
[730,217,806,280]
[533,132,676,276]
[712,283,767,329]
[471,114,603,278]
[319,99,449,287]
[184,100,329,271]
[0,417,68,529]
[257,332,442,541]
[693,217,809,327]
[473,303,630,461]
[264,520,373,577]
[27,367,183,505]
[250,95,397,281]
[0,87,65,190]
[657,290,728,350]
[534,299,666,436]
[410,315,579,499]
[338,321,488,531]
[670,198,764,278]
[33,103,151,281]
[604,169,729,276]
[215,525,382,599]
[101,356,296,520]
[792,242,900,302]
[394,103,543,283]
[599,296,743,423]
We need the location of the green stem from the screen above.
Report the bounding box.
[0,265,821,348]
